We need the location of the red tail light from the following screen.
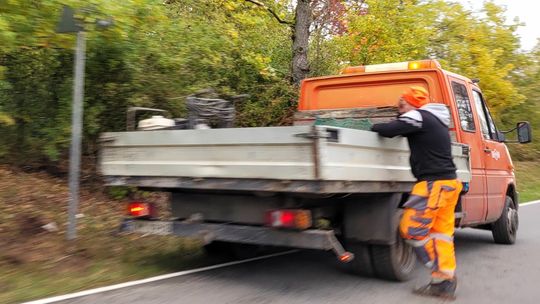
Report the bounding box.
[265,209,312,230]
[127,202,156,218]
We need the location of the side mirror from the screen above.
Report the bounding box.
[517,121,532,144]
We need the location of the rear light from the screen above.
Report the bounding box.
[265,209,312,230]
[127,202,156,218]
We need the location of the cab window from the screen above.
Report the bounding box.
[472,90,498,140]
[451,82,475,132]
[472,91,491,139]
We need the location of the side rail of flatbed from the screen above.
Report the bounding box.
[99,126,471,193]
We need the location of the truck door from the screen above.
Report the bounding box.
[471,90,509,222]
[450,79,487,224]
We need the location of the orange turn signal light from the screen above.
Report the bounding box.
[339,252,355,263]
[408,60,441,70]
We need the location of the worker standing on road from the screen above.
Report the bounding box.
[371,86,462,300]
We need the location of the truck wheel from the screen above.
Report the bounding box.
[371,231,416,281]
[342,241,374,277]
[492,196,518,244]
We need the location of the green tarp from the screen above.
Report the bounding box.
[314,118,373,131]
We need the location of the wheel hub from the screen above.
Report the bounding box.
[396,234,415,270]
[507,207,518,235]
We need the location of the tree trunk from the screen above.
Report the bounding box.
[291,0,312,86]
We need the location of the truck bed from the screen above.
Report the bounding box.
[99,126,471,193]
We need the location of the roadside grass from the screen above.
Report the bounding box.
[0,166,226,304]
[0,237,215,304]
[514,161,540,203]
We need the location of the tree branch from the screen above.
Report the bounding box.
[244,0,293,25]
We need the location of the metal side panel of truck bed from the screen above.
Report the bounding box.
[99,125,471,193]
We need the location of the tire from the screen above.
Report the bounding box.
[371,231,416,281]
[342,241,375,277]
[341,208,416,281]
[492,196,518,244]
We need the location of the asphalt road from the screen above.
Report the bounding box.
[57,203,540,304]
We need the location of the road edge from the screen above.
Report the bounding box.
[23,200,540,304]
[22,250,297,304]
[521,200,540,206]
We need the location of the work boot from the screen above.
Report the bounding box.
[413,277,457,301]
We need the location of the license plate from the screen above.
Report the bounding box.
[131,221,173,235]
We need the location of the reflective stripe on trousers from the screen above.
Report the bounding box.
[400,179,463,279]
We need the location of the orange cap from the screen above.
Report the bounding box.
[401,86,430,108]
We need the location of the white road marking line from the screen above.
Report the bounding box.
[521,200,540,206]
[22,250,298,304]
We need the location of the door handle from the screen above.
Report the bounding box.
[484,148,492,153]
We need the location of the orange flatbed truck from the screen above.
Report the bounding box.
[100,59,531,281]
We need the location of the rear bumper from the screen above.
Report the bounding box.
[121,219,341,251]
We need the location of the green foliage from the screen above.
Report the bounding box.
[515,162,540,202]
[0,0,538,168]
[501,43,540,160]
[0,0,296,168]
[235,78,298,126]
[0,112,13,125]
[430,1,526,118]
[106,186,132,200]
[332,0,435,66]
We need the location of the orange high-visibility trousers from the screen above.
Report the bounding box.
[399,179,463,280]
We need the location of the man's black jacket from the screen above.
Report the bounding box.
[371,103,457,181]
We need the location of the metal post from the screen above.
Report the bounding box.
[67,30,86,240]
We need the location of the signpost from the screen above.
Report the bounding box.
[57,6,111,240]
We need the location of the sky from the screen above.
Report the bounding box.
[455,0,539,50]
